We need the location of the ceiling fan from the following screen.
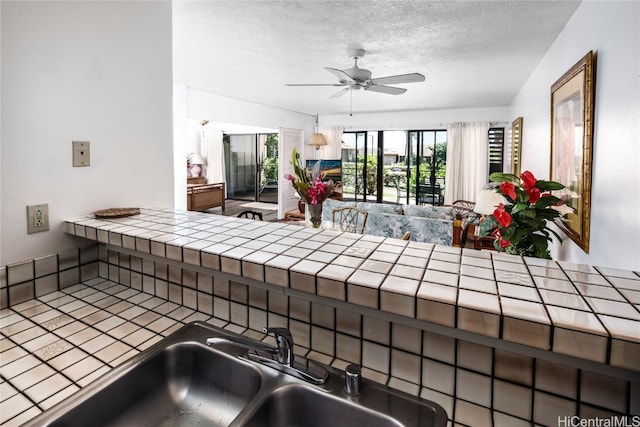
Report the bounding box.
[285,48,425,99]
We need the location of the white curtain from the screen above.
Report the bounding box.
[317,126,344,159]
[202,125,225,186]
[444,122,489,205]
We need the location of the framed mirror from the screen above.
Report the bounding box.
[511,117,523,176]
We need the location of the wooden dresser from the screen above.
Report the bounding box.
[187,182,225,211]
[187,177,206,185]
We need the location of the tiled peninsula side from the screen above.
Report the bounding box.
[1,207,639,426]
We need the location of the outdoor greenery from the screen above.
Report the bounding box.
[342,155,378,196]
[263,157,278,181]
[364,156,377,195]
[265,134,278,157]
[262,134,279,182]
[424,141,447,182]
[341,140,447,201]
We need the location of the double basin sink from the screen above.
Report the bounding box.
[24,322,447,427]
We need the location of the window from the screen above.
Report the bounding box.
[488,127,505,174]
[341,130,447,206]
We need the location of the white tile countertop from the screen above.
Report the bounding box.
[1,281,191,425]
[62,208,640,372]
[0,279,337,426]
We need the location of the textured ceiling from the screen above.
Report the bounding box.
[173,1,581,116]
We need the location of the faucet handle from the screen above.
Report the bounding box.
[263,327,294,366]
[345,364,362,395]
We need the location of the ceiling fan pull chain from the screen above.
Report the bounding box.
[350,87,353,117]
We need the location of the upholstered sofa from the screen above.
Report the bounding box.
[321,199,454,246]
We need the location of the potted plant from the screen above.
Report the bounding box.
[478,171,567,259]
[284,148,334,228]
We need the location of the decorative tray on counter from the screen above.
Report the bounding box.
[94,208,140,218]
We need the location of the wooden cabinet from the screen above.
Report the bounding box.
[187,177,206,185]
[187,182,225,211]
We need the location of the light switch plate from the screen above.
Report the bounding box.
[73,141,90,167]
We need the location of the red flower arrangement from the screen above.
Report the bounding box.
[284,148,334,205]
[284,148,334,227]
[479,171,566,259]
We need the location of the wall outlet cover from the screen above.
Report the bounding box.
[27,204,49,234]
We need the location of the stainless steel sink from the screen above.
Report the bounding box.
[25,322,447,427]
[238,383,439,427]
[29,342,262,427]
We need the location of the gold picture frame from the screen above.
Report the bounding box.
[511,117,523,176]
[550,51,595,253]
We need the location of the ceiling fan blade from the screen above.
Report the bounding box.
[329,87,350,99]
[370,73,425,86]
[366,85,407,95]
[285,83,345,87]
[325,67,356,84]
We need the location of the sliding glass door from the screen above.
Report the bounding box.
[342,132,365,201]
[225,134,255,201]
[407,130,447,205]
[381,131,408,204]
[224,133,278,202]
[341,130,446,205]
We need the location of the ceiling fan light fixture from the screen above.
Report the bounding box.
[345,66,371,82]
[285,48,424,104]
[308,133,328,150]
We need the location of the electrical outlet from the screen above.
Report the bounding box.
[72,141,90,167]
[27,204,49,234]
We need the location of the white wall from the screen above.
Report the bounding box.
[1,1,174,265]
[186,88,315,139]
[181,87,315,168]
[186,120,203,160]
[510,1,640,270]
[173,83,189,210]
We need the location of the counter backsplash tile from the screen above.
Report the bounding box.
[391,323,422,354]
[457,340,493,375]
[7,260,34,287]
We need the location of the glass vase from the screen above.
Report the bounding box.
[305,203,323,228]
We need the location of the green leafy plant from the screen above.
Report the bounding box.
[364,155,377,195]
[263,157,278,181]
[479,171,566,259]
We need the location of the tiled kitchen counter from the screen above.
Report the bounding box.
[61,208,640,372]
[0,280,208,425]
[1,207,639,426]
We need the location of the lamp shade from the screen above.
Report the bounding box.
[474,184,506,215]
[189,154,205,165]
[308,133,328,150]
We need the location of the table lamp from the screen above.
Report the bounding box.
[474,183,506,215]
[308,133,328,150]
[189,154,205,177]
